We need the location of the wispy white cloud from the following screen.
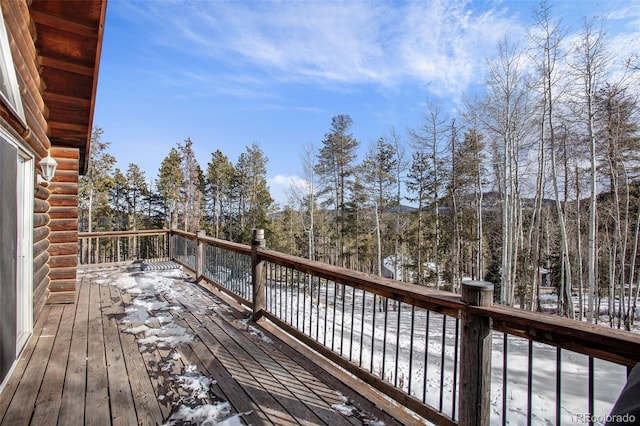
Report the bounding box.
[268,174,310,206]
[111,0,639,104]
[115,0,520,98]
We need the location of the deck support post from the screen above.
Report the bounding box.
[196,230,206,281]
[168,212,177,260]
[459,280,493,426]
[251,228,266,321]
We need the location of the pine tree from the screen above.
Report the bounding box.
[406,151,431,285]
[234,142,272,243]
[125,163,147,230]
[79,127,116,232]
[178,138,203,232]
[205,149,235,239]
[157,147,182,227]
[315,115,360,267]
[361,137,398,276]
[110,168,127,230]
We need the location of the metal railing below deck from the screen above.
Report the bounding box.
[171,229,253,308]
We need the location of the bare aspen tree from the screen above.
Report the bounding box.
[290,142,318,262]
[406,150,431,286]
[568,18,610,322]
[596,81,640,328]
[461,96,487,281]
[389,128,409,281]
[448,119,463,293]
[527,2,563,312]
[482,38,531,305]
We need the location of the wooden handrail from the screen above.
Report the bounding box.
[479,304,640,367]
[200,233,252,256]
[170,229,196,240]
[257,247,464,317]
[78,229,169,238]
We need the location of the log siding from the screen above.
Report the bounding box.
[46,147,79,304]
[0,0,104,326]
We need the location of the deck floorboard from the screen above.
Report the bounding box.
[0,266,405,425]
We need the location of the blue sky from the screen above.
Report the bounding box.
[93,0,640,205]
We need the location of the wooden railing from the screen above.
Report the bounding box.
[78,229,169,266]
[78,228,640,425]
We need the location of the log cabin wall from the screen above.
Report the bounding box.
[1,0,105,318]
[2,0,53,319]
[46,146,79,304]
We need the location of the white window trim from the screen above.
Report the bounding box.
[0,5,26,124]
[16,150,34,354]
[0,126,34,394]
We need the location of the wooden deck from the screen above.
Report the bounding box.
[0,265,414,426]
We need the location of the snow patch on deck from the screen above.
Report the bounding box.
[107,267,252,425]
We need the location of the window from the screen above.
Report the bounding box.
[0,5,25,123]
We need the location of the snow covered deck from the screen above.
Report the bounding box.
[0,265,409,425]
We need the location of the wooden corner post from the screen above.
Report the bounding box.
[168,212,177,260]
[196,230,206,281]
[251,228,266,321]
[459,280,493,426]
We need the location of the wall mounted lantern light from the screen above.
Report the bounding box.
[37,151,57,185]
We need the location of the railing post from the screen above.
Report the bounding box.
[459,280,493,426]
[168,212,177,261]
[251,228,266,321]
[170,211,177,230]
[196,230,205,281]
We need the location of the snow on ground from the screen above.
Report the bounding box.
[253,280,630,426]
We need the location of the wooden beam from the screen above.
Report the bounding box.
[30,10,98,38]
[40,56,94,76]
[54,158,80,172]
[35,185,51,201]
[34,198,49,213]
[34,212,50,228]
[43,92,92,108]
[33,225,49,243]
[48,121,87,133]
[48,194,79,207]
[48,182,79,196]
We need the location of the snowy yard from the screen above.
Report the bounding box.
[255,274,630,425]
